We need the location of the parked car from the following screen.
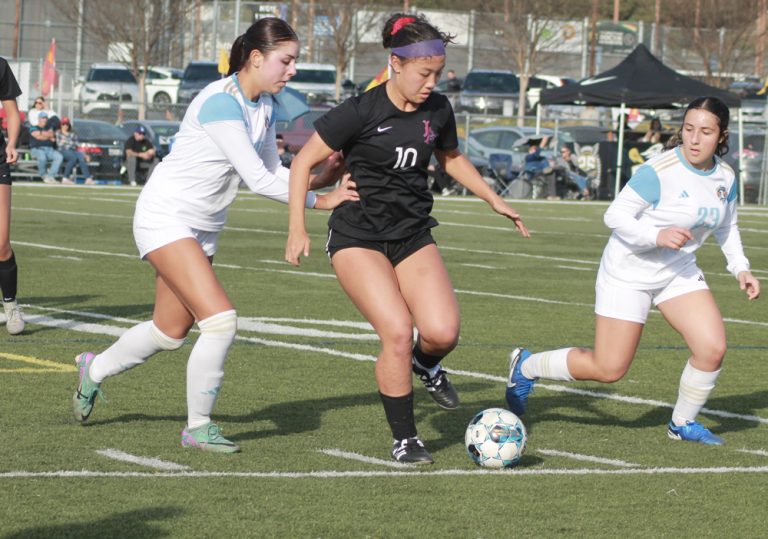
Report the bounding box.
[274,108,330,153]
[177,61,221,104]
[724,128,764,203]
[141,66,183,105]
[456,69,519,115]
[70,118,127,180]
[119,119,181,159]
[468,126,575,177]
[525,75,576,109]
[287,63,338,104]
[76,63,140,115]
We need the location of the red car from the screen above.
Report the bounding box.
[275,108,330,154]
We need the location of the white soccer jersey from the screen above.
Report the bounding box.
[135,74,314,232]
[599,146,750,289]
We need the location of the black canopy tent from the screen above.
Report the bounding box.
[539,44,741,198]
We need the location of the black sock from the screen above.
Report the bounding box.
[412,340,445,371]
[0,252,17,302]
[379,391,417,440]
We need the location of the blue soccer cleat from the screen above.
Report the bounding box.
[667,420,724,446]
[505,347,536,416]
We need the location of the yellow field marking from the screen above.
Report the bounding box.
[0,352,76,374]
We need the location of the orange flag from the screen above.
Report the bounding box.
[365,65,390,92]
[41,38,59,96]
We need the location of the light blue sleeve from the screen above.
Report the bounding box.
[198,93,244,125]
[626,165,661,208]
[727,178,738,203]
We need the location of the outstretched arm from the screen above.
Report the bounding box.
[438,148,529,238]
[286,133,355,266]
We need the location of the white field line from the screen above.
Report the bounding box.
[460,263,499,269]
[737,449,768,457]
[16,238,762,286]
[95,449,190,471]
[536,449,640,468]
[17,306,768,426]
[4,467,768,479]
[15,207,131,219]
[556,265,594,271]
[317,449,408,468]
[236,319,378,341]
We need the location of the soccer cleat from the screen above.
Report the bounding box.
[3,300,25,335]
[505,347,536,416]
[413,362,460,410]
[667,420,724,446]
[73,352,104,422]
[181,422,240,453]
[391,437,434,464]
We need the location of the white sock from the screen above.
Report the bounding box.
[186,310,237,429]
[89,321,185,383]
[672,360,720,426]
[521,348,575,381]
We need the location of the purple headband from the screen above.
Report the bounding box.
[391,39,445,58]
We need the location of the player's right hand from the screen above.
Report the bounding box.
[285,230,311,266]
[656,227,693,250]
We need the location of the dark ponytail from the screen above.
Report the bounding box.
[381,12,454,53]
[227,17,298,76]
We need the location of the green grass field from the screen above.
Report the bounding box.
[2,183,766,538]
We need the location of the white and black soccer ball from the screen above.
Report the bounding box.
[465,407,527,469]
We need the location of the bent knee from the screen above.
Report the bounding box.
[592,366,629,383]
[693,340,727,368]
[199,309,238,337]
[418,326,460,354]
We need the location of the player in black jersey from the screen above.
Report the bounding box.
[286,13,529,464]
[0,57,24,335]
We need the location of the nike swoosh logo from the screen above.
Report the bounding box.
[580,75,617,86]
[377,126,392,133]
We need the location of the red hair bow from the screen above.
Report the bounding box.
[391,17,416,35]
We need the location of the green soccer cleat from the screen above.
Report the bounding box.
[181,422,241,453]
[72,352,104,423]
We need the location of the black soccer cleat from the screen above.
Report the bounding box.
[413,363,460,410]
[391,437,434,464]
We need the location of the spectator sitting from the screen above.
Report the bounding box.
[554,145,589,199]
[28,111,63,183]
[124,125,157,186]
[27,95,59,129]
[524,136,558,199]
[276,133,293,168]
[56,117,94,185]
[642,117,663,144]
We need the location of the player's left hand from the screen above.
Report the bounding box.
[492,199,530,238]
[738,271,760,300]
[309,151,347,190]
[314,174,359,210]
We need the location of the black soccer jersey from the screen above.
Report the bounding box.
[314,83,459,240]
[0,57,22,148]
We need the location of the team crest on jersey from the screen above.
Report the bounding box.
[716,185,727,202]
[422,120,438,144]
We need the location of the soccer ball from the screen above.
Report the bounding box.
[465,407,527,468]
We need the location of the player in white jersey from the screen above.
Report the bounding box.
[506,97,760,445]
[71,18,358,452]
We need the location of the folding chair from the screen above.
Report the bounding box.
[489,153,521,197]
